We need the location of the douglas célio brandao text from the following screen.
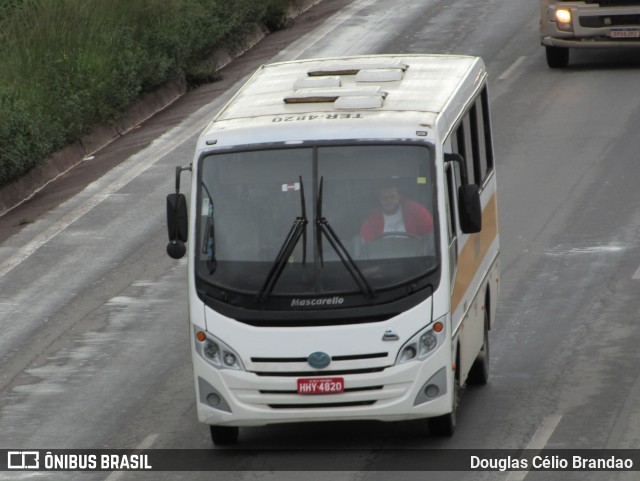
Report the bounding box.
[470,455,634,471]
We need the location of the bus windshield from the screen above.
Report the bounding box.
[197,143,439,309]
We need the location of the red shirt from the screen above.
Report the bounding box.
[360,199,434,242]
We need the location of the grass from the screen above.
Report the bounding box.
[0,0,300,187]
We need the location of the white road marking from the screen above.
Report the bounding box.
[545,244,626,257]
[498,56,527,81]
[137,433,160,449]
[103,433,158,481]
[633,265,640,280]
[505,414,563,481]
[275,0,378,61]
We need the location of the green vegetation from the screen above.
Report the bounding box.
[0,0,299,187]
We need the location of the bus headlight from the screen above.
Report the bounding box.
[195,329,245,371]
[204,340,219,359]
[395,317,446,365]
[421,331,438,352]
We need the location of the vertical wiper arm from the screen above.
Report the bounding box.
[315,177,375,299]
[258,176,308,300]
[300,177,308,266]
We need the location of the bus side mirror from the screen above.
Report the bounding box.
[167,193,188,259]
[458,184,482,234]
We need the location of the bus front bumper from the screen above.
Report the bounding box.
[193,350,453,427]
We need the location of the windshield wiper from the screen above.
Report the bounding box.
[258,176,308,300]
[315,177,375,299]
[201,182,217,274]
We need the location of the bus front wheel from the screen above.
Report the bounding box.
[546,46,569,68]
[467,309,490,385]
[210,425,239,445]
[428,374,458,436]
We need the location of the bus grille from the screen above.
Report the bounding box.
[252,367,387,377]
[248,352,390,377]
[232,351,408,410]
[251,352,388,363]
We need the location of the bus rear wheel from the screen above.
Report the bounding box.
[546,46,569,68]
[210,425,239,445]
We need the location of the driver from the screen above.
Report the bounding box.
[359,182,433,242]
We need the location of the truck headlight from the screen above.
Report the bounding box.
[195,329,244,371]
[551,7,573,31]
[396,317,446,365]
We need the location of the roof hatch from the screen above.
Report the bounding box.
[280,58,408,110]
[355,68,404,83]
[307,60,409,77]
[292,76,341,89]
[283,86,386,104]
[334,95,385,110]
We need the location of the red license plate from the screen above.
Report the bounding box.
[297,377,344,395]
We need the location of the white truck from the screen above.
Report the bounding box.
[541,0,640,67]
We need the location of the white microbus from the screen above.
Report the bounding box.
[166,54,500,445]
[541,0,640,68]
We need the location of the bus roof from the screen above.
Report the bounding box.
[201,54,486,145]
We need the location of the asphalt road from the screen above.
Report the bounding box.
[1,0,640,480]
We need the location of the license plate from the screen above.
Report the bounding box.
[610,28,640,38]
[297,377,344,395]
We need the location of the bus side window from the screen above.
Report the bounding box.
[444,163,458,284]
[451,122,473,186]
[471,87,494,188]
[453,87,495,189]
[453,114,475,186]
[480,87,495,175]
[469,103,482,186]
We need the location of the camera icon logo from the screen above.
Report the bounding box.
[7,451,40,470]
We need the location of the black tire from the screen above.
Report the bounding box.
[428,406,456,437]
[428,366,459,436]
[546,46,569,68]
[210,425,239,446]
[468,309,490,385]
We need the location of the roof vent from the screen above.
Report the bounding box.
[307,60,408,77]
[355,68,404,83]
[293,76,341,89]
[284,86,382,104]
[334,95,385,110]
